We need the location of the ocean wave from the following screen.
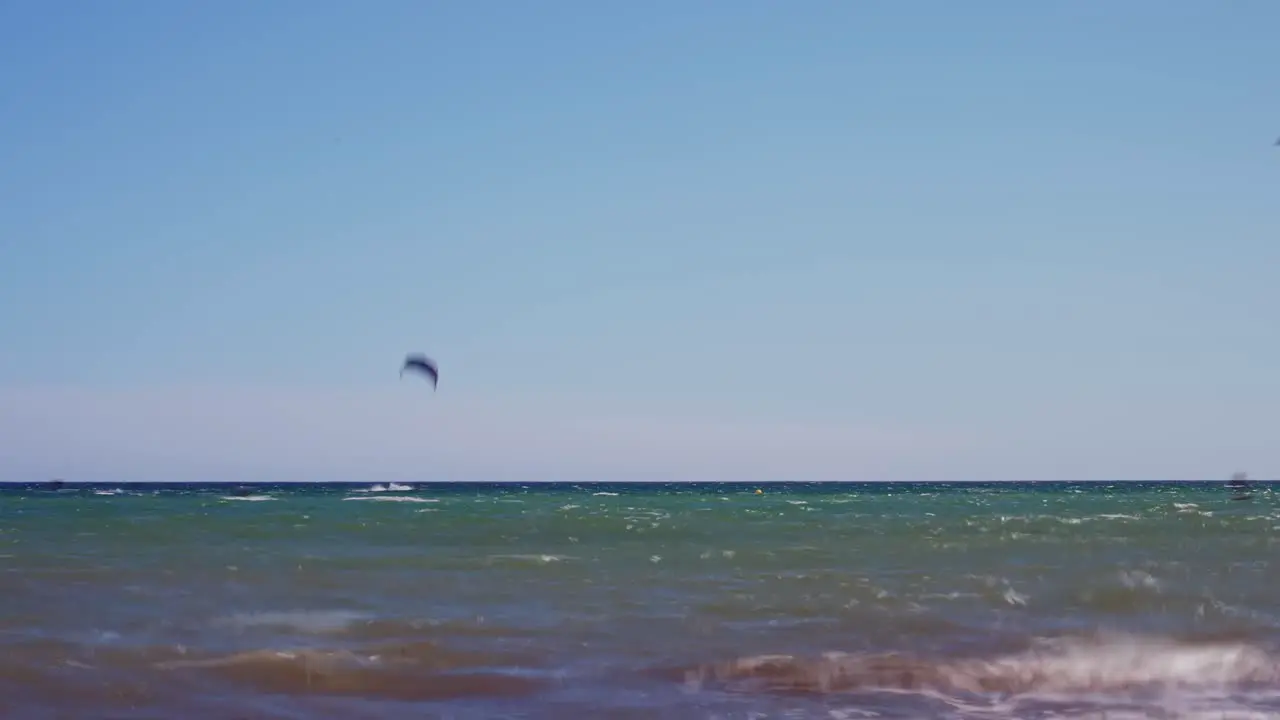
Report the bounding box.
[6,626,1280,717]
[342,496,436,503]
[351,483,415,493]
[683,632,1280,716]
[214,610,374,634]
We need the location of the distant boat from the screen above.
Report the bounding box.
[1226,471,1253,500]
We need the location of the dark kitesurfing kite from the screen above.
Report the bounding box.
[400,353,439,389]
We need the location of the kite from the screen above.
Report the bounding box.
[400,353,439,389]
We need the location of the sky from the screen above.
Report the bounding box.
[1,0,1278,482]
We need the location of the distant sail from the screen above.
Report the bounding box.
[400,353,439,389]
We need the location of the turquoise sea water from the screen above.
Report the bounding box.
[2,481,1278,719]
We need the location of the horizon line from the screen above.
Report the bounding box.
[1,478,1270,485]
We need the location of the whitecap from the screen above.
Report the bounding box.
[487,554,572,564]
[352,483,411,493]
[690,632,1280,717]
[215,609,371,634]
[343,496,436,503]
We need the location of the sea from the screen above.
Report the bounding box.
[2,480,1278,720]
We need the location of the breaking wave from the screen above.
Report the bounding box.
[683,632,1280,717]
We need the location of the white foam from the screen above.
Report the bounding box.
[942,634,1280,694]
[220,495,275,502]
[342,496,436,503]
[1002,587,1029,606]
[487,554,572,564]
[351,483,412,493]
[215,609,371,634]
[696,633,1280,718]
[1118,569,1162,591]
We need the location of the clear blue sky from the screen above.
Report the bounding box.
[2,0,1278,482]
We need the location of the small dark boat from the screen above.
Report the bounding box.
[1226,471,1252,501]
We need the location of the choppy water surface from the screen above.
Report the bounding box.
[2,480,1279,719]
